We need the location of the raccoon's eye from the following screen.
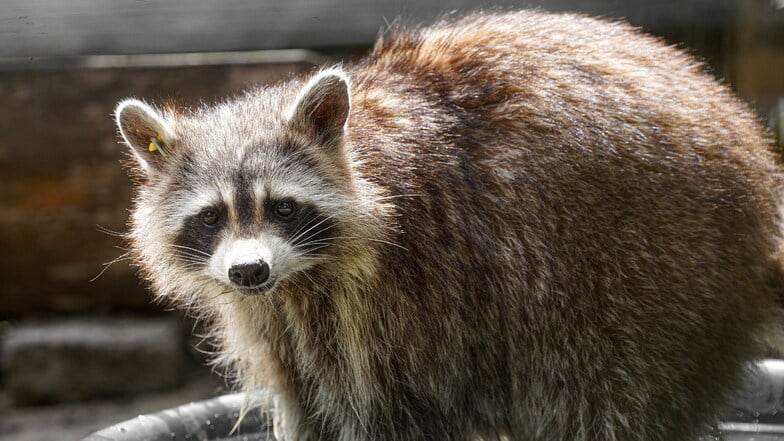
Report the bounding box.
[274,201,296,219]
[201,210,221,226]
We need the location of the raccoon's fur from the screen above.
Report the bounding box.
[115,10,784,441]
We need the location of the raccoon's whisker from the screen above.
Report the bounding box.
[304,235,408,251]
[90,252,133,282]
[173,262,208,271]
[369,193,424,202]
[175,258,208,265]
[300,245,329,254]
[299,244,331,256]
[293,240,332,254]
[175,263,207,271]
[292,237,343,248]
[162,248,210,262]
[290,214,339,245]
[289,213,334,243]
[294,224,339,246]
[163,254,208,266]
[169,244,212,257]
[179,264,208,272]
[168,252,198,260]
[168,253,208,263]
[298,240,331,247]
[293,233,337,252]
[163,250,207,259]
[169,248,211,259]
[163,246,206,256]
[96,224,127,238]
[174,255,209,264]
[297,236,340,242]
[174,258,209,267]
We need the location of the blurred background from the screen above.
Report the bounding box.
[0,1,783,440]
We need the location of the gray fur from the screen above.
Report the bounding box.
[116,10,784,441]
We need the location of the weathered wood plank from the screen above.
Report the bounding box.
[0,0,738,58]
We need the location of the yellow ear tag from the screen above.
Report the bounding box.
[148,135,167,158]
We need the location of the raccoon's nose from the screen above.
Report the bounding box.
[228,262,270,287]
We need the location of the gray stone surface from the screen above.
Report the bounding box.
[0,368,225,441]
[1,317,186,405]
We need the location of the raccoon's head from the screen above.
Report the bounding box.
[114,69,362,303]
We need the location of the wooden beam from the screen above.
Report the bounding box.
[0,0,739,58]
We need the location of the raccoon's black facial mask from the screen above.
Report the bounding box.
[166,189,338,295]
[173,204,228,267]
[261,199,336,249]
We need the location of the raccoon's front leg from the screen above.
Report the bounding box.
[274,401,339,441]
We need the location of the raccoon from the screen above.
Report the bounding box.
[114,10,784,441]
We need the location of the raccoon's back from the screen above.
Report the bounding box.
[347,10,784,269]
[351,11,776,171]
[342,12,784,434]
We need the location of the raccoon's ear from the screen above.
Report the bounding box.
[287,68,350,146]
[114,99,177,174]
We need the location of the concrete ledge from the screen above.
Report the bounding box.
[0,48,332,71]
[1,317,186,405]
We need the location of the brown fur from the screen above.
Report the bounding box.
[117,10,784,441]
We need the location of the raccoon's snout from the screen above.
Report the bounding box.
[228,262,270,287]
